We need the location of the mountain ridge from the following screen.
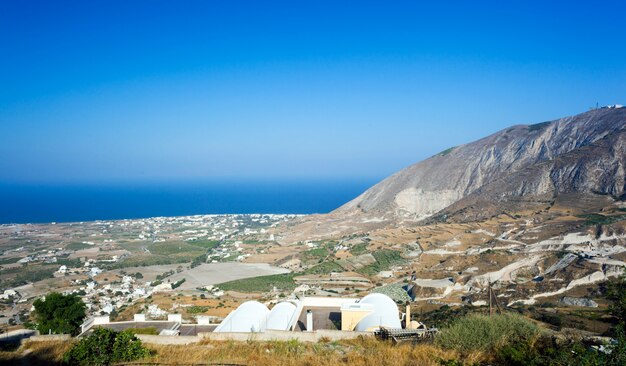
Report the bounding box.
[334,107,626,223]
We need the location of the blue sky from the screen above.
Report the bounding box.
[1,1,625,183]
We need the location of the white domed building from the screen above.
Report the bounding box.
[214,301,269,333]
[353,293,401,331]
[266,302,297,331]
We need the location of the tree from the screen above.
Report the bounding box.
[33,292,86,336]
[607,273,626,325]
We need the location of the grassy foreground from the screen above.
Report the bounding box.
[1,313,624,365]
[0,337,459,366]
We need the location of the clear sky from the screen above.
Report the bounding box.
[1,0,625,183]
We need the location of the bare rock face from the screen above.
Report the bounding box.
[559,296,598,308]
[335,107,626,222]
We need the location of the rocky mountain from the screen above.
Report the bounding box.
[335,106,626,223]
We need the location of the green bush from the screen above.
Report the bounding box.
[494,329,626,366]
[607,274,626,325]
[63,328,151,365]
[187,305,209,314]
[435,313,542,355]
[171,278,186,289]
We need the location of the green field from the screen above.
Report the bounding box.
[64,242,94,251]
[217,273,297,292]
[303,261,344,275]
[357,249,405,276]
[150,242,206,256]
[108,255,192,269]
[187,240,221,249]
[576,213,626,226]
[0,265,57,287]
[0,257,21,265]
[349,243,368,255]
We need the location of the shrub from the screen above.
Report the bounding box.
[187,306,209,314]
[435,313,542,355]
[494,331,626,366]
[607,274,626,325]
[172,278,186,289]
[63,327,151,365]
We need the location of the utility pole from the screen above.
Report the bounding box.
[488,282,502,317]
[488,282,492,316]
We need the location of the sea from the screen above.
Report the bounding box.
[0,179,377,224]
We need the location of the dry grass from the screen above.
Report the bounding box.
[0,336,483,366]
[143,337,466,366]
[0,340,74,366]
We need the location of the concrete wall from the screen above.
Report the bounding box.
[93,316,110,325]
[136,334,202,345]
[20,330,372,347]
[341,309,371,331]
[199,329,372,342]
[25,334,72,342]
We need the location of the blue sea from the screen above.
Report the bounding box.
[0,179,377,224]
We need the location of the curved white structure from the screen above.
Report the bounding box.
[355,293,401,331]
[266,302,297,330]
[214,301,269,333]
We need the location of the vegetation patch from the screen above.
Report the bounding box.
[349,243,368,255]
[527,121,551,132]
[65,242,94,251]
[301,247,330,263]
[218,273,296,292]
[576,213,626,226]
[1,265,57,287]
[187,239,221,249]
[109,255,192,269]
[302,261,345,275]
[56,258,82,268]
[125,327,158,335]
[0,257,22,265]
[437,146,457,156]
[150,241,206,257]
[435,313,542,355]
[63,327,151,365]
[33,292,86,336]
[187,306,210,314]
[371,283,412,303]
[171,278,186,289]
[357,250,405,276]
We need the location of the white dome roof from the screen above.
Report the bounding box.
[355,293,401,331]
[266,302,297,330]
[214,301,269,332]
